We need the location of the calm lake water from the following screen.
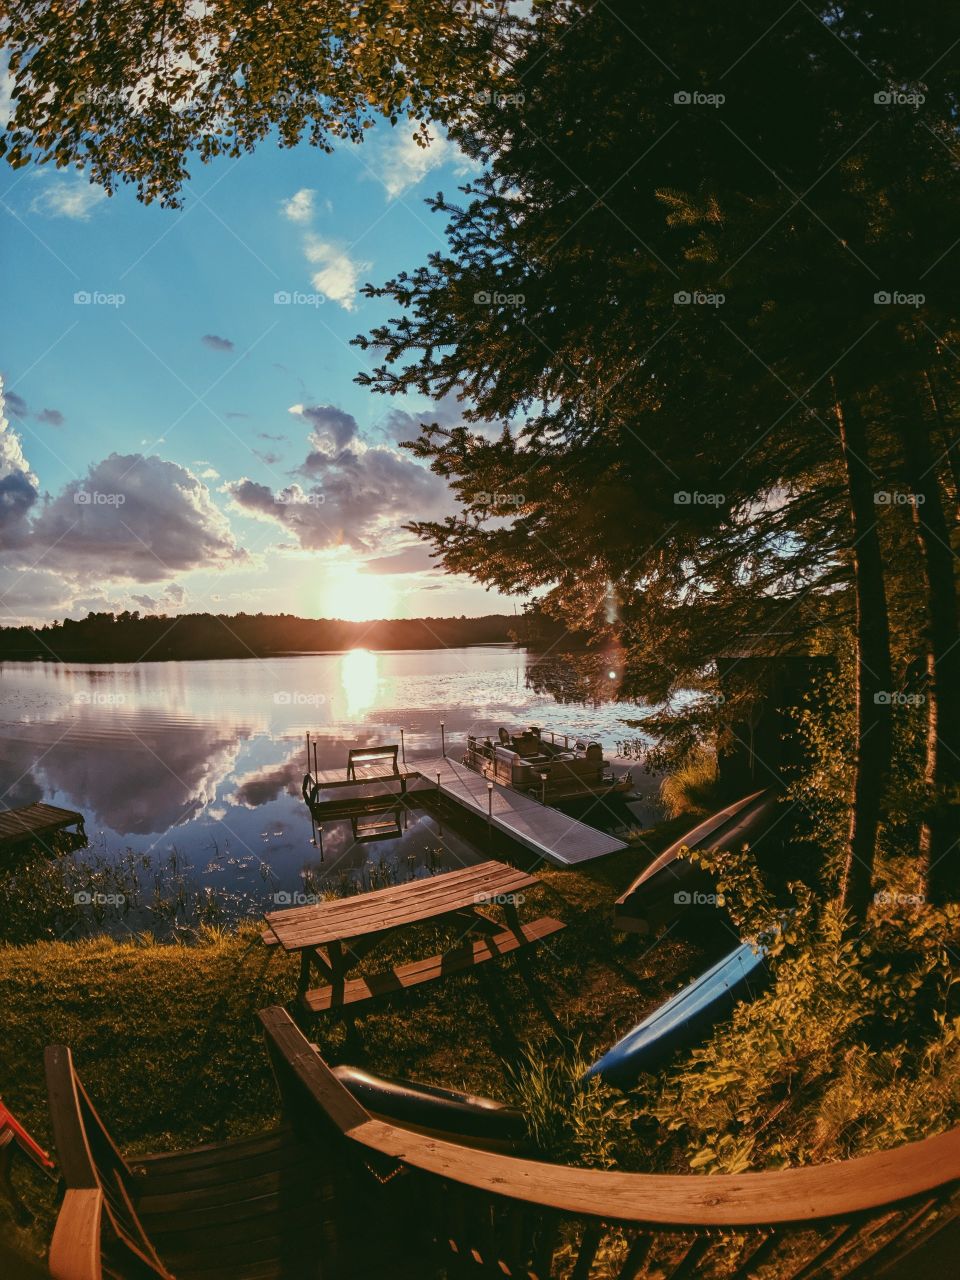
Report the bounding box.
[0,647,657,924]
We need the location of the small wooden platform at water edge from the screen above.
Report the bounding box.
[0,802,86,854]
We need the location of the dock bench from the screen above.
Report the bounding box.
[347,744,400,781]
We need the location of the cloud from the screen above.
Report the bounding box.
[363,543,437,574]
[302,235,370,311]
[0,53,15,130]
[289,403,358,453]
[131,593,159,610]
[24,453,247,582]
[225,413,453,554]
[201,334,234,352]
[30,178,107,220]
[254,450,281,466]
[281,188,316,223]
[0,564,78,623]
[257,431,287,442]
[3,391,28,419]
[372,129,474,200]
[2,384,66,428]
[0,378,39,544]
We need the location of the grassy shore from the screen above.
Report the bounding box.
[0,827,715,1264]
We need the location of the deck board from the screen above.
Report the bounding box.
[0,801,85,851]
[414,757,627,866]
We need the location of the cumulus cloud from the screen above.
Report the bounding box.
[0,379,39,544]
[201,334,234,352]
[226,405,452,554]
[372,129,474,200]
[24,453,247,582]
[303,235,370,311]
[289,403,358,453]
[281,188,315,223]
[30,178,107,220]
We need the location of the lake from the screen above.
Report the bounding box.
[0,647,657,928]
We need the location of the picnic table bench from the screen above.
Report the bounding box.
[262,860,564,1014]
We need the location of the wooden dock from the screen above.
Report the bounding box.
[0,802,86,853]
[415,756,627,867]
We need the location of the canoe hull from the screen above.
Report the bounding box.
[614,789,783,934]
[583,939,769,1090]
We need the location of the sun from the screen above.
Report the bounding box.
[324,564,397,621]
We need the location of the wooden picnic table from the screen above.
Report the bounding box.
[262,860,564,1014]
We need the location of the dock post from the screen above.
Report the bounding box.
[487,781,494,822]
[313,741,319,780]
[306,731,311,777]
[400,728,406,765]
[441,721,446,757]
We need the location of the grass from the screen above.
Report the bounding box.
[658,746,722,818]
[0,827,718,1266]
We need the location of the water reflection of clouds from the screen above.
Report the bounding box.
[4,722,253,836]
[0,650,649,908]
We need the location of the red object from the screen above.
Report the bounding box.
[0,1100,55,1171]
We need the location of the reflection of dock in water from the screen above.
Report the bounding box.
[0,802,87,857]
[301,735,627,868]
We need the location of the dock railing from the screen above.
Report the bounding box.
[260,1006,960,1280]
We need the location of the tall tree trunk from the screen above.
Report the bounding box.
[898,383,960,903]
[834,390,893,922]
[924,369,960,523]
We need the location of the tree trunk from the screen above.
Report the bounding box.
[898,385,960,903]
[924,370,960,523]
[835,391,893,922]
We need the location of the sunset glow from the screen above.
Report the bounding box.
[324,566,397,622]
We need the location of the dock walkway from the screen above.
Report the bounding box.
[415,756,627,867]
[0,802,86,854]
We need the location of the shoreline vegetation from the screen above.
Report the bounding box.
[0,610,534,663]
[4,816,960,1272]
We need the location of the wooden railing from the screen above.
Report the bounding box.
[260,1006,960,1280]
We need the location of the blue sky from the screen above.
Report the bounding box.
[0,118,513,624]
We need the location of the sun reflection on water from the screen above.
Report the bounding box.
[340,648,379,718]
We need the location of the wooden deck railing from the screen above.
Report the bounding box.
[259,1006,960,1280]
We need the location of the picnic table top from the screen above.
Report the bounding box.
[263,859,539,951]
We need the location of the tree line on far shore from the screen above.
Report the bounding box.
[0,611,519,661]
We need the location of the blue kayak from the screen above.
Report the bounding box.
[582,938,769,1090]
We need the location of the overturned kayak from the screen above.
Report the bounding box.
[583,938,770,1091]
[614,789,782,933]
[332,1063,526,1152]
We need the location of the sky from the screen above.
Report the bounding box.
[0,110,515,625]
